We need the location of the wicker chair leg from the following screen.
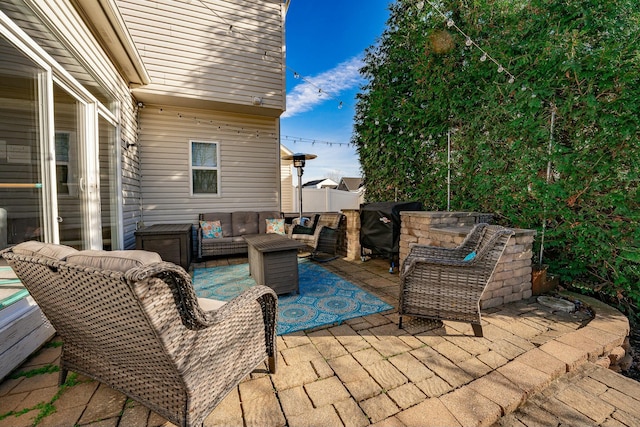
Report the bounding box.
[268,356,277,374]
[471,323,483,337]
[398,316,403,329]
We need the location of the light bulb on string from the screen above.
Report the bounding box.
[422,1,515,81]
[293,72,300,79]
[508,76,515,84]
[338,101,343,109]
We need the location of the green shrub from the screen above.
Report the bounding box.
[353,0,640,320]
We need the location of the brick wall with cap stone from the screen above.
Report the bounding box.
[399,211,537,309]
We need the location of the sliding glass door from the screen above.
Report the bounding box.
[0,13,121,310]
[0,32,47,307]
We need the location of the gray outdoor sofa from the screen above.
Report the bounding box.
[197,210,282,258]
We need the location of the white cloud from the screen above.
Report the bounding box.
[283,56,364,118]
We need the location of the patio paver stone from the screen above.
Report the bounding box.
[0,256,637,427]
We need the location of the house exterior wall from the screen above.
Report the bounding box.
[115,0,287,237]
[117,0,286,116]
[0,0,141,379]
[119,101,142,249]
[138,105,281,226]
[280,146,294,212]
[280,162,294,212]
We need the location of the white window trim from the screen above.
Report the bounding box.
[189,140,220,197]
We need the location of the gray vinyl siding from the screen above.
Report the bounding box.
[139,105,280,225]
[117,0,285,112]
[120,100,142,249]
[9,1,125,106]
[281,159,294,213]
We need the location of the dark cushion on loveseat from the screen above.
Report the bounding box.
[231,212,259,236]
[198,211,284,258]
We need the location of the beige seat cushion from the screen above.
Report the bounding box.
[12,241,78,260]
[197,297,226,312]
[66,250,162,272]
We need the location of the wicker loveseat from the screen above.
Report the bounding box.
[1,241,277,427]
[398,223,514,337]
[197,210,282,258]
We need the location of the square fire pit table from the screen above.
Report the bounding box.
[243,233,305,295]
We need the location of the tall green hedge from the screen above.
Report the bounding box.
[353,0,640,318]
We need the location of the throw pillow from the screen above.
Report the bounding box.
[463,251,477,262]
[265,218,285,235]
[200,220,223,239]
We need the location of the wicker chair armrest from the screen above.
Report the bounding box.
[127,262,277,332]
[406,245,468,259]
[400,256,485,280]
[212,285,277,326]
[127,262,213,330]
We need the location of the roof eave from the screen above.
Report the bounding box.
[71,0,151,87]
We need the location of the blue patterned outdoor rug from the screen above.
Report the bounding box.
[193,260,393,335]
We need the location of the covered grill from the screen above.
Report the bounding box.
[359,201,423,272]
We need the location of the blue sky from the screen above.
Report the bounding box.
[281,0,393,183]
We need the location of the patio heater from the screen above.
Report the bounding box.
[282,152,317,222]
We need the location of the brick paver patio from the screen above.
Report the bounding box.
[0,256,638,427]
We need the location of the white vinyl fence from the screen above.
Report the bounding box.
[291,187,365,213]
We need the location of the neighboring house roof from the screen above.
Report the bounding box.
[281,145,294,157]
[302,178,338,189]
[337,177,364,192]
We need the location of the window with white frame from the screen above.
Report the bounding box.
[190,141,219,195]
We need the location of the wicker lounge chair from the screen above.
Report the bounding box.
[288,212,344,262]
[1,242,277,427]
[398,224,514,337]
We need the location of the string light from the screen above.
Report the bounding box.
[423,0,516,84]
[159,109,352,146]
[167,108,277,139]
[281,135,349,147]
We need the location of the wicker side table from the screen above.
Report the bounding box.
[244,234,305,295]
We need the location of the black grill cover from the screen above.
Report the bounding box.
[360,201,423,257]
